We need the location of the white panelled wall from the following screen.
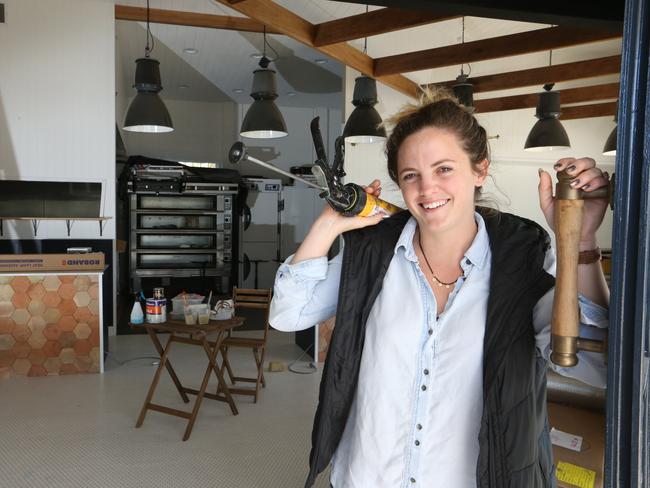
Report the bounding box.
[0,0,116,241]
[343,68,616,247]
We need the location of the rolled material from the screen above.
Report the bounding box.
[546,369,606,412]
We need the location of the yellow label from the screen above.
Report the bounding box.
[556,461,596,488]
[358,194,402,217]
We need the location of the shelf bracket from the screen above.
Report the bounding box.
[66,219,73,237]
[32,219,40,236]
[0,219,3,237]
[99,219,107,237]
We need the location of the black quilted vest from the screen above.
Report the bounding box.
[305,208,556,488]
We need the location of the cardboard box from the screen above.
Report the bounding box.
[548,402,605,488]
[0,253,105,272]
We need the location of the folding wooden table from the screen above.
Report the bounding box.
[131,317,244,441]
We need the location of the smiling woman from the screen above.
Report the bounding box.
[268,87,610,488]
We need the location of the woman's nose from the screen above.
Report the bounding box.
[418,175,438,196]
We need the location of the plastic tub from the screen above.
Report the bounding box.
[171,293,204,318]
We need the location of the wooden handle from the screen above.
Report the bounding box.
[551,199,584,367]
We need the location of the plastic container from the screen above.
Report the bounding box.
[171,293,204,318]
[130,301,144,324]
[184,303,210,325]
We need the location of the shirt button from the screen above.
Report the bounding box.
[410,478,416,483]
[423,369,429,375]
[416,424,422,430]
[428,328,433,335]
[415,440,420,446]
[421,385,427,391]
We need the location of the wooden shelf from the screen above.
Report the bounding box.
[0,217,112,237]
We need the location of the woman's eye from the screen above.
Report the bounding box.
[438,166,453,174]
[402,173,416,181]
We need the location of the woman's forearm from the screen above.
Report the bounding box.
[577,238,610,308]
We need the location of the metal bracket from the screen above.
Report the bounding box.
[32,219,40,236]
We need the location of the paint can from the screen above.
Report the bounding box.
[146,298,167,323]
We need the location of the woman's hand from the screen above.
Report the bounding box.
[538,158,610,249]
[292,180,385,264]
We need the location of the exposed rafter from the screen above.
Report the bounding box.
[213,0,420,98]
[313,8,458,47]
[114,5,278,33]
[474,83,619,113]
[374,26,622,76]
[432,55,621,93]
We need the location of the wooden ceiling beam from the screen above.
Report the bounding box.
[560,102,617,120]
[214,0,420,98]
[313,8,458,47]
[432,55,621,93]
[374,26,622,76]
[474,83,619,113]
[114,5,278,34]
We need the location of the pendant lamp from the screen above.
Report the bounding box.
[453,73,475,113]
[343,76,386,144]
[524,84,570,151]
[240,28,287,139]
[123,0,173,133]
[452,19,475,113]
[603,101,618,156]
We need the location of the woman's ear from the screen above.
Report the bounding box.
[475,159,489,186]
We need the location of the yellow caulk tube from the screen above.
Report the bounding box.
[339,183,402,217]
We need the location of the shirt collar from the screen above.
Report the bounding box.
[395,212,490,269]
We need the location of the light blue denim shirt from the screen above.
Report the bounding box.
[270,213,608,488]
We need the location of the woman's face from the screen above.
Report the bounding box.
[397,127,487,234]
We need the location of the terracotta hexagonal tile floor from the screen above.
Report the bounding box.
[88,299,99,315]
[43,340,62,358]
[42,275,62,291]
[73,339,91,355]
[27,330,47,349]
[0,284,15,301]
[73,276,91,291]
[0,301,14,318]
[73,307,92,321]
[59,363,78,375]
[59,331,76,349]
[57,315,77,332]
[0,317,15,335]
[0,334,16,351]
[58,299,77,316]
[13,358,31,375]
[88,283,99,299]
[27,316,46,332]
[27,300,46,317]
[43,308,61,324]
[75,356,92,372]
[27,365,47,377]
[73,291,91,308]
[0,350,14,368]
[11,308,30,326]
[12,323,31,342]
[12,341,31,359]
[42,291,62,308]
[43,325,62,342]
[28,349,46,366]
[59,275,76,284]
[10,276,30,294]
[43,356,61,374]
[27,283,46,301]
[59,347,75,364]
[58,283,76,300]
[11,292,29,309]
[73,322,91,340]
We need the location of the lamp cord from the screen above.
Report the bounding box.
[145,0,155,57]
[363,5,368,54]
[261,25,279,63]
[460,17,471,77]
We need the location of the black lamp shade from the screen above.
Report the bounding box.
[453,74,475,113]
[603,125,617,156]
[524,89,570,151]
[343,76,386,143]
[123,58,173,133]
[240,68,287,139]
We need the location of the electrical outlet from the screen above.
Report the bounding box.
[0,4,5,23]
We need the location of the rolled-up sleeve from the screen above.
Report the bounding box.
[269,251,342,332]
[533,248,609,389]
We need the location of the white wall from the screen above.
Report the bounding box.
[343,68,616,248]
[0,0,115,240]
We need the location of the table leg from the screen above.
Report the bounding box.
[182,336,224,441]
[136,333,176,428]
[204,332,238,416]
[146,329,190,403]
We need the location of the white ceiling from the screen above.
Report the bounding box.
[115,0,622,109]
